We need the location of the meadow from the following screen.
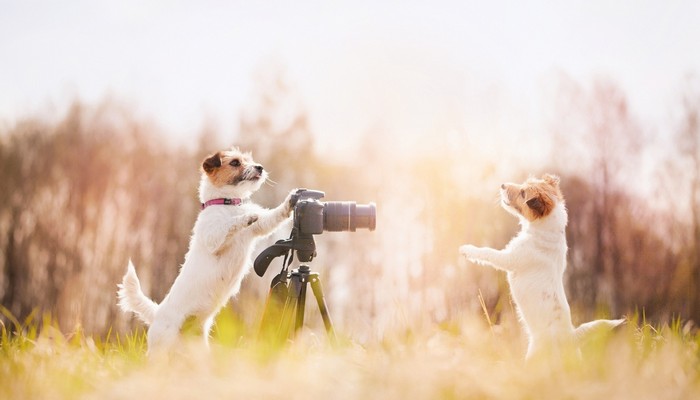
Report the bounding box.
[1,79,699,400]
[2,308,699,400]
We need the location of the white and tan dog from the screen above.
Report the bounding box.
[459,174,624,359]
[118,147,297,354]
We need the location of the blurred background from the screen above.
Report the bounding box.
[1,0,699,341]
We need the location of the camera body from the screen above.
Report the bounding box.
[254,189,376,277]
[291,189,376,235]
[291,189,326,235]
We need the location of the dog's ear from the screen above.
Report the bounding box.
[543,174,560,187]
[202,152,222,175]
[526,194,553,218]
[526,196,544,216]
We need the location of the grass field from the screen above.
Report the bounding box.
[1,310,699,400]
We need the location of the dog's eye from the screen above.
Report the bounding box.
[520,190,525,198]
[230,159,241,167]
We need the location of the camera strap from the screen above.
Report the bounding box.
[201,198,243,210]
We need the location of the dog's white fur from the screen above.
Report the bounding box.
[117,147,296,354]
[460,174,624,359]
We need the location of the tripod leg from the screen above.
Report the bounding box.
[309,275,338,345]
[278,274,303,342]
[295,279,307,334]
[259,273,289,338]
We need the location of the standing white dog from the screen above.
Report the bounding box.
[118,147,297,354]
[459,174,624,359]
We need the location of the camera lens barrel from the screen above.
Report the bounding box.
[353,203,376,231]
[323,201,376,232]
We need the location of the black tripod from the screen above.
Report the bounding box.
[255,229,337,345]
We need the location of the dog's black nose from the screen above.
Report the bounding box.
[255,165,264,173]
[501,184,506,189]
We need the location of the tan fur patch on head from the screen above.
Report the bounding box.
[201,147,259,187]
[501,174,563,221]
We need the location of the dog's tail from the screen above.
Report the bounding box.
[574,318,626,342]
[117,260,159,325]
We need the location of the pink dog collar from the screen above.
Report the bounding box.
[201,198,242,210]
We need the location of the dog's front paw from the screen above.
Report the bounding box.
[285,189,303,215]
[459,244,478,259]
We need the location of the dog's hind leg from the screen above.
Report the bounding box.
[147,313,187,357]
[198,316,215,349]
[179,315,214,350]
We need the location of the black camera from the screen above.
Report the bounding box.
[254,189,376,277]
[291,189,376,235]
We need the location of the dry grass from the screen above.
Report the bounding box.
[1,311,699,400]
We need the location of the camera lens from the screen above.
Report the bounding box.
[354,203,376,231]
[323,201,376,232]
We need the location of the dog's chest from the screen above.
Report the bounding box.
[510,227,566,262]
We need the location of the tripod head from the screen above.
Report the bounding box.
[253,227,316,277]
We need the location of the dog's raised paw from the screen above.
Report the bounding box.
[459,244,477,258]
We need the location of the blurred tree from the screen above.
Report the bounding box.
[675,77,700,320]
[551,77,644,315]
[0,100,199,334]
[237,63,316,202]
[586,80,644,314]
[561,174,676,321]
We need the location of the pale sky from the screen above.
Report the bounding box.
[1,0,699,157]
